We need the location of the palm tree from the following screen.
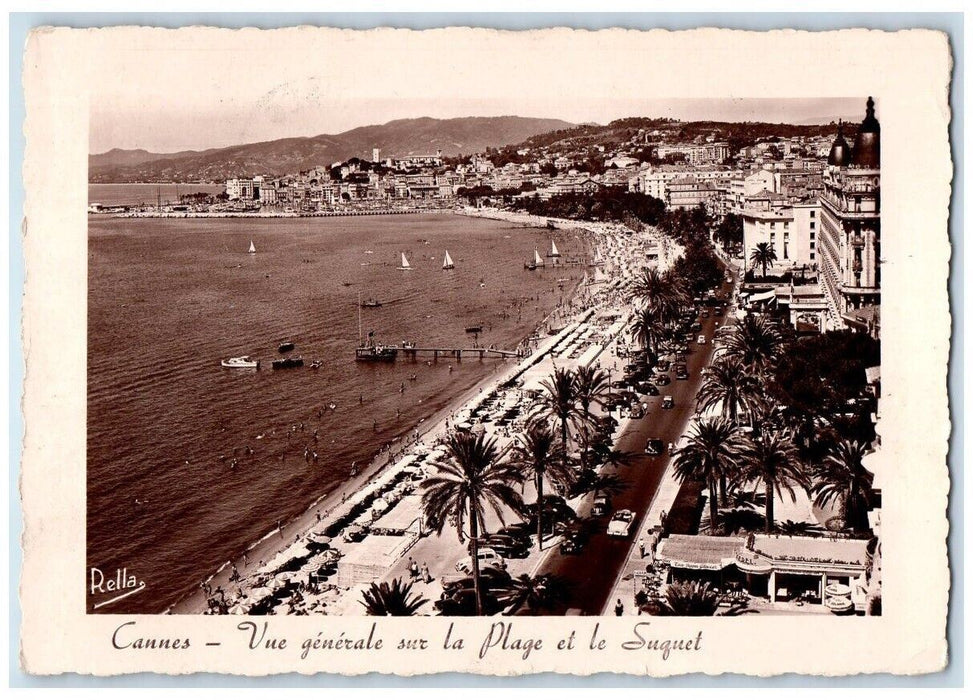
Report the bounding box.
[508,419,576,549]
[723,314,784,374]
[572,365,611,469]
[629,267,688,328]
[360,578,429,616]
[738,430,809,533]
[629,305,668,358]
[672,417,744,533]
[811,439,876,533]
[421,430,525,616]
[697,357,761,426]
[696,356,763,500]
[749,242,778,279]
[534,367,578,459]
[643,581,751,616]
[498,573,571,615]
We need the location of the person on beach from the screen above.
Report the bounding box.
[421,563,432,584]
[638,538,646,559]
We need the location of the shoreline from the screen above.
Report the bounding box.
[166,216,605,615]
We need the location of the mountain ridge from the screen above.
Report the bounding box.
[89,116,576,182]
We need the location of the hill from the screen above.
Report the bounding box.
[89,116,575,183]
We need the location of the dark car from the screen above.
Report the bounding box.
[636,381,659,396]
[655,360,671,372]
[483,535,530,559]
[559,527,589,555]
[645,438,665,455]
[691,322,702,332]
[715,307,724,316]
[675,364,689,380]
[655,374,671,386]
[591,495,611,517]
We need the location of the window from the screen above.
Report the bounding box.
[810,210,815,218]
[770,221,776,228]
[810,221,815,230]
[810,252,816,261]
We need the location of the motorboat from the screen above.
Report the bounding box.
[272,356,304,369]
[361,298,383,308]
[221,356,260,369]
[278,341,296,353]
[465,325,483,334]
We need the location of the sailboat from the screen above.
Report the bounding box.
[248,240,256,254]
[525,248,544,270]
[397,252,413,271]
[442,250,455,270]
[549,240,561,258]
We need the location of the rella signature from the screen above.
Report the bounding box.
[90,567,146,609]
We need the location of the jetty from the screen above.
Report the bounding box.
[357,343,523,361]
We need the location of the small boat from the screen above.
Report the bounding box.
[272,356,304,369]
[361,298,383,308]
[397,252,413,271]
[309,360,323,369]
[278,341,295,353]
[465,325,483,334]
[248,240,256,254]
[221,356,259,369]
[442,250,455,270]
[549,239,561,258]
[533,249,545,267]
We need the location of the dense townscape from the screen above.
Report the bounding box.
[96,100,882,618]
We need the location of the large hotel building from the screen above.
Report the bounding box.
[817,97,881,334]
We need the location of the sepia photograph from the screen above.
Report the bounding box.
[87,96,885,620]
[18,22,952,677]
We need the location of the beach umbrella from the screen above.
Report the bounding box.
[247,586,274,602]
[228,602,249,615]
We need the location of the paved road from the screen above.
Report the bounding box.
[533,274,736,615]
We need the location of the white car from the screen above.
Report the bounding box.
[455,547,506,573]
[697,335,707,344]
[607,510,635,537]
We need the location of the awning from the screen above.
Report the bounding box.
[656,535,746,571]
[748,289,777,304]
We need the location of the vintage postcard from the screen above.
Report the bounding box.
[19,25,952,676]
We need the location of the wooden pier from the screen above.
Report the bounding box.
[399,346,522,360]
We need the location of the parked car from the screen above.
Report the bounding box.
[645,438,665,455]
[607,510,635,537]
[697,335,707,344]
[483,534,530,559]
[662,396,675,409]
[655,374,671,386]
[628,404,645,419]
[675,364,689,380]
[591,495,611,517]
[655,359,671,372]
[455,547,506,574]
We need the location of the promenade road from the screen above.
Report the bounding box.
[532,273,737,615]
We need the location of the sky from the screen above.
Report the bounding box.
[91,96,864,155]
[84,29,867,154]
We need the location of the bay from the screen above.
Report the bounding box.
[87,213,586,612]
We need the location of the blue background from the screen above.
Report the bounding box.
[8,11,964,688]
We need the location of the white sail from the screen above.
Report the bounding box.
[442,250,454,269]
[550,239,560,257]
[534,249,544,266]
[399,252,412,269]
[248,240,256,254]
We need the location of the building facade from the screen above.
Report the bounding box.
[818,98,881,331]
